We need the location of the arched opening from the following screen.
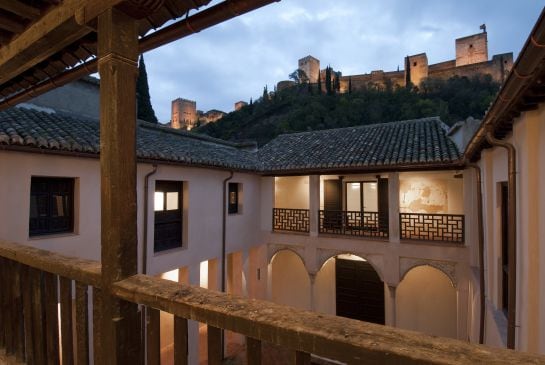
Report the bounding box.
[397,265,457,338]
[270,249,310,310]
[315,254,385,325]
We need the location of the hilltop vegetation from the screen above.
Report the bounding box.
[196,74,499,146]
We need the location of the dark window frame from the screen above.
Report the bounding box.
[154,180,183,253]
[29,177,75,237]
[228,182,240,214]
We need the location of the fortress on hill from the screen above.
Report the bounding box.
[279,28,513,93]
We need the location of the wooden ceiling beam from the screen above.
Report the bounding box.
[0,0,124,86]
[0,13,26,33]
[0,0,41,20]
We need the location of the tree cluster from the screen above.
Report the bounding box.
[196,74,500,146]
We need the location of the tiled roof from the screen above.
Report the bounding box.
[0,106,259,171]
[0,107,462,174]
[258,117,462,173]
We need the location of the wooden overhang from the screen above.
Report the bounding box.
[465,7,545,161]
[0,0,279,110]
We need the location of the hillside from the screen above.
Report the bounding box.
[196,74,500,146]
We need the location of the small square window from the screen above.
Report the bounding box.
[228,183,241,214]
[29,177,74,236]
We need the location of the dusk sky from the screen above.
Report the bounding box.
[143,1,543,123]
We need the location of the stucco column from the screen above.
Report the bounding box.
[260,177,275,232]
[188,263,201,365]
[456,266,469,341]
[309,272,317,311]
[386,285,397,327]
[266,262,273,301]
[242,250,249,297]
[309,175,320,236]
[388,172,400,243]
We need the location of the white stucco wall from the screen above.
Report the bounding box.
[399,171,464,214]
[274,176,309,209]
[0,150,264,278]
[314,257,336,315]
[397,265,458,338]
[270,249,311,310]
[477,104,545,353]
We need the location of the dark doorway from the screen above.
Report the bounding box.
[323,179,342,229]
[377,178,389,234]
[335,257,385,324]
[154,180,183,252]
[324,179,342,210]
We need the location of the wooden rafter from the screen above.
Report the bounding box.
[0,13,26,34]
[0,0,41,20]
[0,0,125,86]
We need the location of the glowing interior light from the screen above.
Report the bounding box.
[161,268,179,282]
[154,192,164,211]
[200,261,209,289]
[351,182,360,188]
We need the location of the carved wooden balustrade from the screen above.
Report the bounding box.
[1,240,544,365]
[400,213,465,243]
[319,210,389,238]
[272,208,310,233]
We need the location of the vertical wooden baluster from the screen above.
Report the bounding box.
[173,316,188,365]
[146,307,160,365]
[12,261,25,362]
[207,325,222,365]
[4,260,15,356]
[0,257,5,350]
[60,277,74,365]
[75,283,89,365]
[92,287,103,365]
[294,351,311,365]
[43,272,60,365]
[22,265,35,365]
[30,268,47,365]
[246,337,261,365]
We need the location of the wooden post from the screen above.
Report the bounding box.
[246,337,261,365]
[98,7,141,365]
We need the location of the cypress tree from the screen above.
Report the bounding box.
[317,73,322,95]
[325,66,332,95]
[349,76,352,94]
[136,55,158,123]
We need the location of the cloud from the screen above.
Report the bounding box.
[144,0,542,122]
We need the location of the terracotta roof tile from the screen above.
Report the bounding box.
[0,108,462,174]
[0,106,259,171]
[258,117,461,173]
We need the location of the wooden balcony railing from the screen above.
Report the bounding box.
[1,240,544,365]
[319,210,389,238]
[400,213,465,243]
[272,208,310,233]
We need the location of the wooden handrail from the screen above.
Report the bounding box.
[0,240,101,287]
[112,274,545,365]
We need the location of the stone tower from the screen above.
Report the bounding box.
[298,55,320,83]
[405,53,429,87]
[171,98,197,130]
[455,31,488,67]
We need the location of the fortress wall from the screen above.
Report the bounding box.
[428,60,456,73]
[428,54,512,83]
